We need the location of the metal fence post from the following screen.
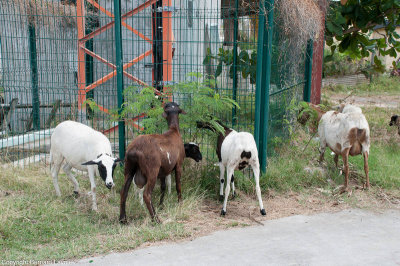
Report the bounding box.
[259,0,274,172]
[231,0,239,127]
[255,0,274,173]
[303,39,313,102]
[28,22,40,131]
[114,0,126,160]
[254,0,266,152]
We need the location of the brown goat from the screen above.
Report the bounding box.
[120,102,186,223]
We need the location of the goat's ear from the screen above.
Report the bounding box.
[82,160,99,166]
[179,109,187,114]
[162,112,168,118]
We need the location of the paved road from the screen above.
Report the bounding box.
[72,209,400,266]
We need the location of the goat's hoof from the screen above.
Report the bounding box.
[73,191,79,197]
[339,186,351,195]
[220,209,226,216]
[119,217,128,224]
[153,216,161,224]
[231,192,236,199]
[260,209,266,216]
[363,183,371,190]
[219,195,224,202]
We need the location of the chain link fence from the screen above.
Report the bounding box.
[0,0,319,168]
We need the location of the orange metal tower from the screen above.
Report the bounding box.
[75,0,173,118]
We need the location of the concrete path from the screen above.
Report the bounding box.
[72,209,400,266]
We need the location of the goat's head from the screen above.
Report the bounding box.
[163,102,186,117]
[82,154,121,189]
[163,102,186,127]
[184,142,203,162]
[389,115,399,126]
[297,102,325,125]
[389,115,400,135]
[332,103,346,113]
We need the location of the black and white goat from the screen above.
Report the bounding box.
[50,120,120,211]
[198,122,266,216]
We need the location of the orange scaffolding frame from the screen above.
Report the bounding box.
[76,0,173,130]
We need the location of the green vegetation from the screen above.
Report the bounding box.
[326,0,400,72]
[324,75,400,95]
[323,49,369,77]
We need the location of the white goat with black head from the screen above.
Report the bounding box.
[198,122,266,216]
[50,121,120,211]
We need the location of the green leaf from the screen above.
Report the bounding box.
[215,62,222,77]
[339,35,351,52]
[335,12,347,25]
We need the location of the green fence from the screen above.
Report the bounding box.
[0,0,313,169]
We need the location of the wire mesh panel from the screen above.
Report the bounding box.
[0,0,316,166]
[267,8,309,156]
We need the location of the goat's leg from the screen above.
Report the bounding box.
[221,167,234,216]
[334,154,339,168]
[231,174,236,199]
[119,175,133,223]
[87,167,97,211]
[251,163,266,215]
[334,154,343,175]
[143,172,159,222]
[63,163,79,195]
[166,174,171,194]
[219,163,225,201]
[51,154,63,197]
[159,176,166,206]
[363,151,370,189]
[318,141,326,163]
[175,166,182,202]
[340,148,350,193]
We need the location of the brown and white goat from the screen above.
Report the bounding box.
[389,115,400,135]
[119,102,186,223]
[300,103,371,192]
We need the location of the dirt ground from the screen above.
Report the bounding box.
[327,93,400,109]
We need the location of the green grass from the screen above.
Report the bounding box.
[324,75,400,95]
[1,82,400,261]
[0,165,201,261]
